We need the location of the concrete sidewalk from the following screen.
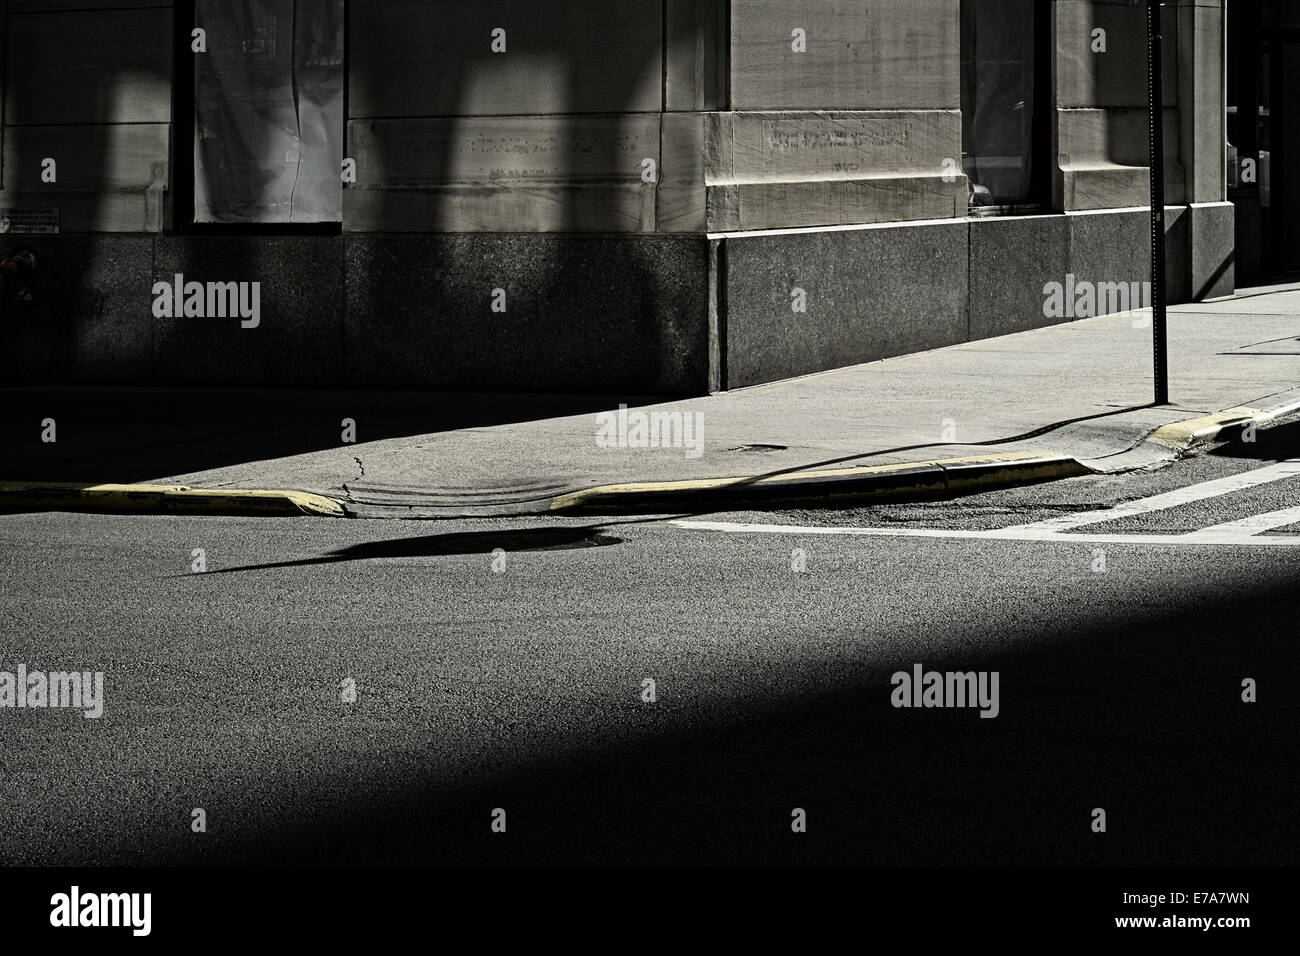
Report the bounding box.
[5,283,1300,517]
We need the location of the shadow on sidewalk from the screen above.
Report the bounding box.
[0,387,659,483]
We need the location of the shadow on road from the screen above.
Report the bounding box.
[191,524,624,575]
[1207,417,1300,462]
[67,566,1300,867]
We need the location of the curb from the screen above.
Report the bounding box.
[0,482,345,517]
[6,397,1298,519]
[1144,397,1300,453]
[550,395,1300,514]
[549,452,1092,514]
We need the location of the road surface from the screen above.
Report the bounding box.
[1,419,1297,866]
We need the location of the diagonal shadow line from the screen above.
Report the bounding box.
[695,402,1164,492]
[1200,280,1298,305]
[1194,249,1236,301]
[175,515,680,576]
[1216,333,1300,350]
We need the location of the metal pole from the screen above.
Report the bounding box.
[1147,0,1169,405]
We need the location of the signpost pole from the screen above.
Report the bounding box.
[1147,0,1169,405]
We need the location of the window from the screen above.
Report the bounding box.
[182,0,345,228]
[960,0,1050,214]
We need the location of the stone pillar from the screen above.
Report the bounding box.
[1178,0,1232,298]
[1052,0,1183,212]
[713,0,965,230]
[1179,0,1225,203]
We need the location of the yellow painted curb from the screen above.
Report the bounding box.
[551,452,1087,512]
[1147,398,1300,452]
[0,482,345,517]
[1147,407,1262,451]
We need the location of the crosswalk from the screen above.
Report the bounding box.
[673,460,1300,548]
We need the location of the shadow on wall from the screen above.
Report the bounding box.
[345,0,701,395]
[0,2,172,386]
[0,1,708,481]
[1,0,696,398]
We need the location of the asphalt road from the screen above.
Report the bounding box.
[1,420,1297,866]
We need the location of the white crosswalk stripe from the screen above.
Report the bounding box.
[673,460,1300,547]
[1181,504,1300,540]
[1004,459,1300,533]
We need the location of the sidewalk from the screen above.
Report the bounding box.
[5,283,1300,517]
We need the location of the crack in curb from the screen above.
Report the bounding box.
[339,457,366,504]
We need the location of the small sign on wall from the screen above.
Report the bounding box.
[0,208,60,234]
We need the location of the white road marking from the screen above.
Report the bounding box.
[672,519,1300,547]
[671,460,1300,547]
[1004,459,1300,532]
[1182,504,1300,540]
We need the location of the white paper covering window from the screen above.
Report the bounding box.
[193,0,344,223]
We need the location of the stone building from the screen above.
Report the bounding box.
[1,1,1232,394]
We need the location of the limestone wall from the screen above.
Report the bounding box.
[0,0,172,232]
[1056,0,1225,212]
[0,1,1226,233]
